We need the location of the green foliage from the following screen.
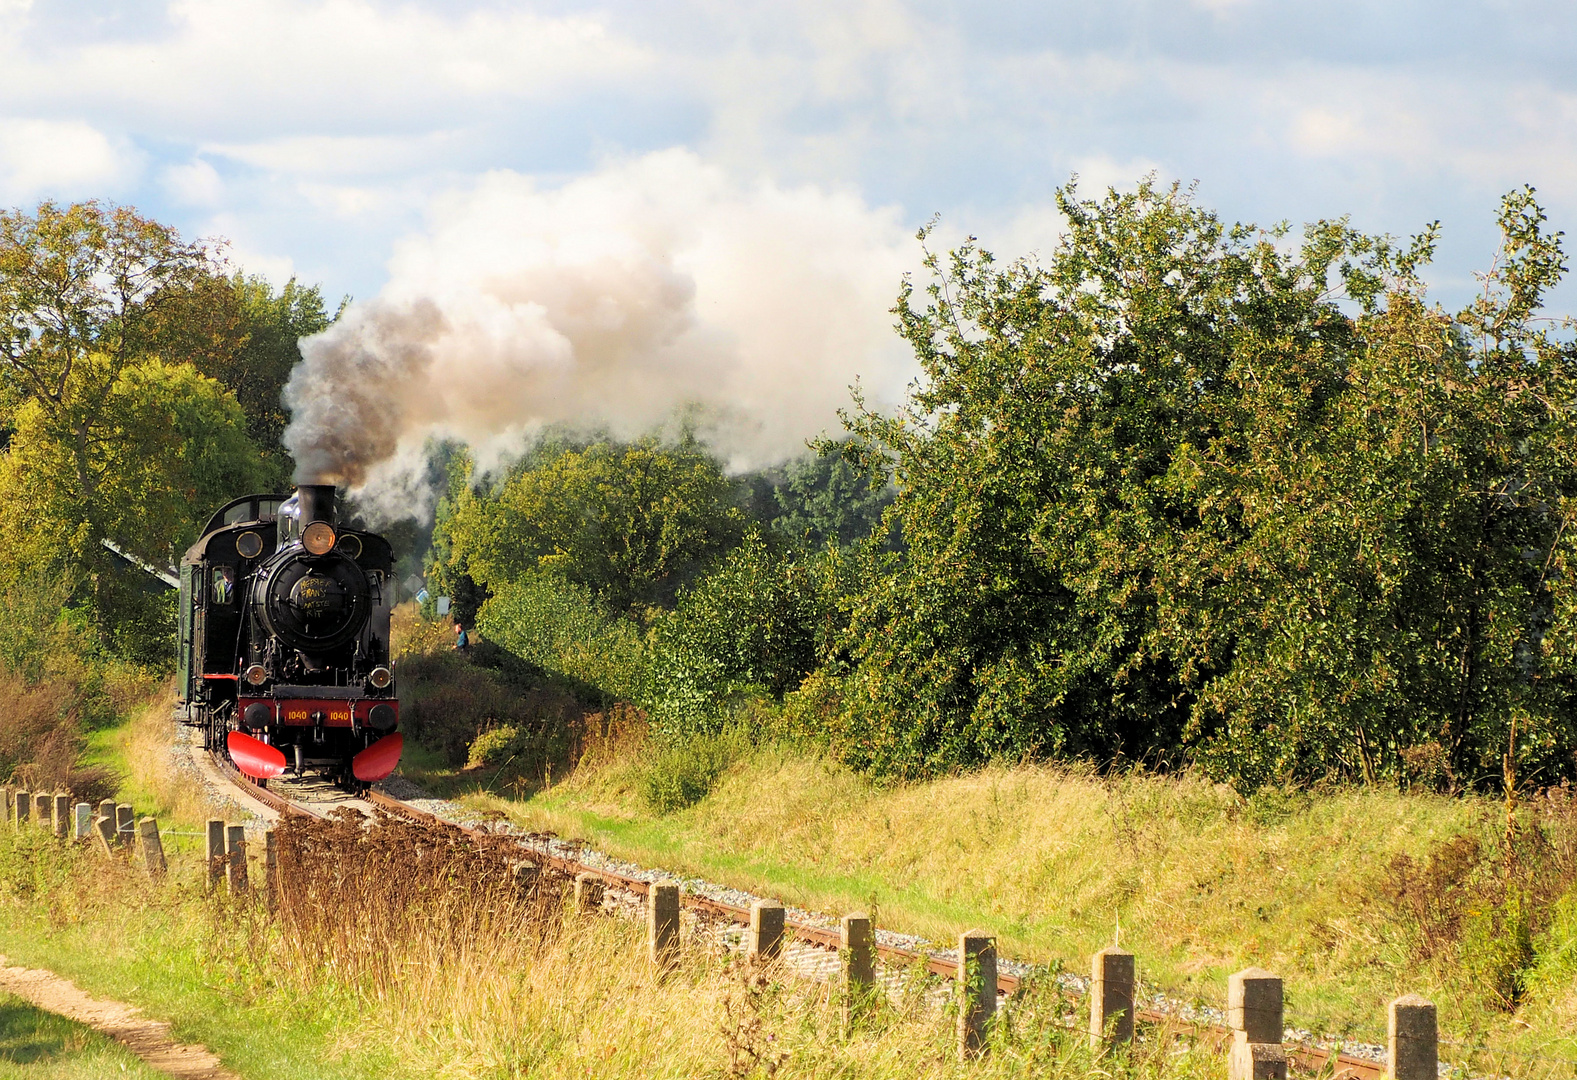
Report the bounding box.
[760,442,894,550]
[467,724,527,768]
[0,355,264,661]
[433,435,745,613]
[476,570,649,704]
[832,178,1577,786]
[637,729,745,813]
[147,272,331,485]
[645,530,832,734]
[0,200,301,662]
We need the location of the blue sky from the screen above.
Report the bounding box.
[4,0,1574,307]
[5,0,1577,481]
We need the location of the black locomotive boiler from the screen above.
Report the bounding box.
[178,483,402,788]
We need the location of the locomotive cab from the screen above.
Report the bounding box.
[179,484,401,788]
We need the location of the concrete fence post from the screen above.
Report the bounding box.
[97,799,115,825]
[264,830,279,909]
[32,792,49,827]
[511,860,538,896]
[225,824,248,894]
[1090,946,1136,1051]
[748,900,785,962]
[958,929,997,1061]
[114,804,134,847]
[52,793,69,840]
[1388,994,1437,1080]
[1227,967,1287,1080]
[1,786,9,825]
[92,815,117,856]
[648,880,680,972]
[205,819,226,888]
[841,912,876,1031]
[14,790,29,828]
[137,818,166,877]
[574,872,604,913]
[72,803,91,841]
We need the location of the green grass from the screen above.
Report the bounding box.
[0,992,165,1079]
[0,830,405,1080]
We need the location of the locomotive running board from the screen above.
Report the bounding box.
[228,731,288,779]
[352,734,403,782]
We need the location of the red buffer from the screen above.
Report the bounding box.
[228,730,287,779]
[353,733,403,782]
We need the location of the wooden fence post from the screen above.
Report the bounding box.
[1090,946,1135,1050]
[748,900,785,962]
[841,912,876,1032]
[225,824,248,894]
[205,819,226,889]
[648,880,680,973]
[137,818,166,877]
[1388,995,1436,1080]
[958,929,997,1061]
[1227,967,1287,1080]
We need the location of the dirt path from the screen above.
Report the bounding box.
[0,955,241,1079]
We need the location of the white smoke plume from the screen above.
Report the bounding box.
[282,149,919,519]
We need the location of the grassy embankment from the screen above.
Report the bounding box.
[389,613,1577,1075]
[0,643,1236,1080]
[0,750,1240,1080]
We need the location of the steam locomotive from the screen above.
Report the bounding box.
[177,484,402,789]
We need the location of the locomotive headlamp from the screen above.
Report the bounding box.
[302,521,337,555]
[245,663,268,686]
[368,666,392,689]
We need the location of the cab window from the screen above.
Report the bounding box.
[211,565,236,605]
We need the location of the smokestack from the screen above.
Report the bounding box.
[296,484,337,527]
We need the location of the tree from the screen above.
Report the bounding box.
[142,271,333,486]
[0,356,264,662]
[433,436,746,613]
[755,442,894,550]
[0,201,216,497]
[834,178,1577,788]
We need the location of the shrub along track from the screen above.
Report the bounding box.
[212,741,1392,1080]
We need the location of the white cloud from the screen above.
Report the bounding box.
[204,132,467,179]
[0,117,135,202]
[0,0,653,131]
[161,157,223,205]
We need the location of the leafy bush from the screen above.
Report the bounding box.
[477,571,649,704]
[637,729,745,814]
[645,531,830,735]
[468,725,526,768]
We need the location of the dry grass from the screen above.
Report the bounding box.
[496,744,1577,1068]
[264,806,1236,1079]
[110,684,221,826]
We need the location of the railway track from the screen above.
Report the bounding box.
[208,743,1386,1079]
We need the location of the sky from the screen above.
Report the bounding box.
[3,0,1577,463]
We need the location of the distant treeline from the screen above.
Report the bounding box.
[430,180,1577,793]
